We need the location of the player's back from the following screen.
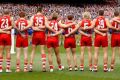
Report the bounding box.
[33,14,45,27]
[81,19,92,37]
[0,15,11,37]
[0,15,11,29]
[95,16,107,37]
[111,18,120,33]
[64,21,76,38]
[16,18,28,36]
[48,20,59,38]
[32,14,45,36]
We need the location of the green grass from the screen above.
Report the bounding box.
[0,45,120,80]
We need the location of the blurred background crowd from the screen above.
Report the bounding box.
[0,2,119,21]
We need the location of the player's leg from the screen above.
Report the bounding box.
[87,47,92,71]
[40,45,46,71]
[23,47,28,72]
[66,48,72,71]
[119,47,120,59]
[48,47,53,72]
[71,48,78,71]
[54,47,63,70]
[110,47,116,71]
[103,47,108,72]
[16,48,21,72]
[93,47,99,72]
[5,46,11,72]
[29,44,36,72]
[0,46,4,72]
[80,46,85,71]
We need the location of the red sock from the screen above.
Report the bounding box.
[0,57,3,70]
[41,54,46,68]
[16,63,20,69]
[58,65,62,69]
[50,65,54,69]
[24,62,28,70]
[104,63,107,69]
[80,64,84,69]
[6,58,11,70]
[89,64,92,68]
[94,64,98,70]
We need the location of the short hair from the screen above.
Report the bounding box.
[82,12,91,19]
[98,9,104,16]
[67,15,74,20]
[37,7,43,13]
[19,11,25,17]
[114,10,119,17]
[51,12,58,20]
[3,9,10,15]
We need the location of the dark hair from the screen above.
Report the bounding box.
[67,15,74,20]
[19,11,25,17]
[114,10,119,17]
[98,9,104,16]
[37,7,42,12]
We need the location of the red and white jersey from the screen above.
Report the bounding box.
[64,21,76,38]
[0,15,12,30]
[111,18,120,33]
[48,20,60,38]
[81,19,92,37]
[16,18,28,36]
[95,16,107,36]
[33,14,45,28]
[32,14,45,36]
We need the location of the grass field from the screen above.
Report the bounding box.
[0,45,120,80]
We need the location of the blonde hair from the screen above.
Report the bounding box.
[82,12,91,19]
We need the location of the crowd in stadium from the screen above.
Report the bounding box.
[0,3,118,20]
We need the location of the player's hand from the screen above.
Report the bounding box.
[117,27,120,31]
[20,29,24,32]
[65,34,69,37]
[102,33,106,36]
[50,34,56,37]
[5,31,10,34]
[21,34,26,38]
[87,34,91,37]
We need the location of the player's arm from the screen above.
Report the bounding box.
[94,28,106,36]
[95,27,108,32]
[51,29,64,36]
[106,18,117,30]
[79,30,91,37]
[58,20,75,28]
[112,18,120,23]
[45,17,56,33]
[0,29,10,34]
[66,22,81,37]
